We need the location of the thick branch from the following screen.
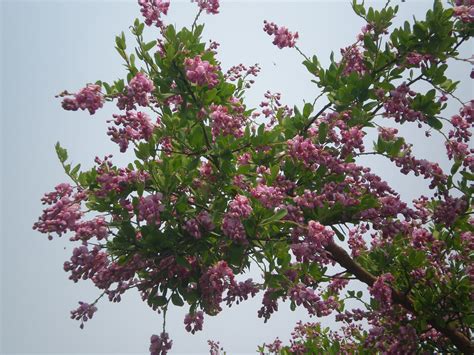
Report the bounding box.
[325,240,474,354]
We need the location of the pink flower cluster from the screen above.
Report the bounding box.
[138,0,170,27]
[138,193,165,226]
[192,0,220,15]
[70,301,98,329]
[149,332,173,355]
[259,91,293,127]
[224,278,259,306]
[183,211,215,239]
[107,111,156,152]
[383,84,425,123]
[71,217,109,243]
[258,289,279,322]
[209,104,244,139]
[289,284,337,317]
[94,156,149,197]
[184,311,204,334]
[369,273,394,308]
[62,84,104,115]
[291,221,334,265]
[392,145,447,189]
[287,135,321,169]
[185,55,219,88]
[199,261,235,313]
[453,1,474,23]
[250,183,285,209]
[405,52,432,67]
[225,63,260,86]
[118,72,155,111]
[263,21,299,49]
[340,45,366,76]
[33,184,85,238]
[221,195,252,243]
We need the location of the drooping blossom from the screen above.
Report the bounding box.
[263,21,299,49]
[107,111,156,152]
[70,301,98,329]
[184,311,204,334]
[33,184,85,238]
[62,84,104,115]
[199,261,235,313]
[138,0,170,27]
[149,332,173,355]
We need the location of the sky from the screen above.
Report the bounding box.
[0,0,472,354]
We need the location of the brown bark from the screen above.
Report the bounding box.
[325,240,473,354]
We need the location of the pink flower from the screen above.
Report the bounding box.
[250,183,285,209]
[340,45,366,76]
[228,195,252,218]
[209,104,245,140]
[107,111,156,152]
[192,0,220,14]
[185,55,219,88]
[199,261,235,313]
[184,311,204,334]
[369,273,394,307]
[263,21,299,49]
[117,72,155,110]
[138,0,170,27]
[137,193,164,225]
[62,84,104,115]
[149,332,173,355]
[70,301,98,329]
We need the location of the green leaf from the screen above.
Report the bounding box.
[303,103,314,118]
[144,40,157,52]
[55,142,68,163]
[261,209,288,226]
[318,122,328,143]
[426,117,443,130]
[171,293,185,307]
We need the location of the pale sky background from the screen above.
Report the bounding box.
[0,0,472,354]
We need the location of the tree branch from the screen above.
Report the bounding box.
[325,240,474,354]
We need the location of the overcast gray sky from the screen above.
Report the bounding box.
[1,0,472,354]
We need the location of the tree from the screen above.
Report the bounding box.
[34,0,474,353]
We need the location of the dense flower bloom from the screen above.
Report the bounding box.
[209,104,244,139]
[250,183,285,209]
[128,72,155,106]
[185,55,219,88]
[137,193,165,225]
[71,217,109,243]
[263,21,299,49]
[383,84,425,123]
[33,185,85,238]
[138,0,170,27]
[199,261,235,313]
[62,84,104,115]
[117,72,155,110]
